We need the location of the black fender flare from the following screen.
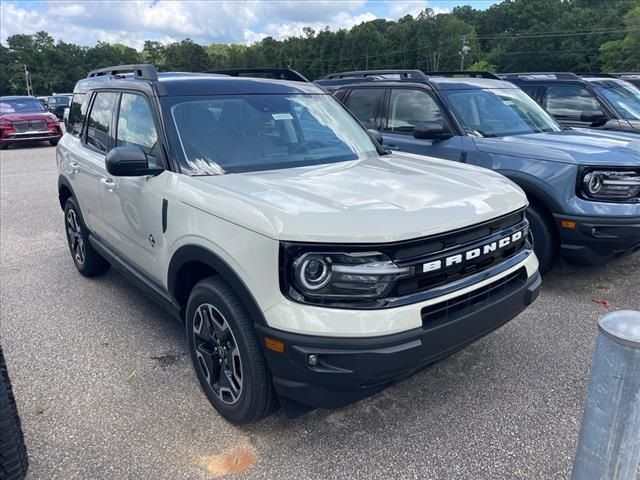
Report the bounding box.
[496,169,563,214]
[57,175,77,210]
[167,245,268,327]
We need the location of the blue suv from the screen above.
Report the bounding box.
[316,70,640,273]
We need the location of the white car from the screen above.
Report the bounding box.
[57,65,540,423]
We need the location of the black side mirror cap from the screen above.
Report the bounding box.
[413,122,453,140]
[580,110,608,125]
[105,146,162,177]
[367,128,383,145]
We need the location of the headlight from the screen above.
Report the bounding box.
[581,169,640,202]
[287,251,413,302]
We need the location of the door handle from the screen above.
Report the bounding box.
[100,178,115,192]
[68,161,79,174]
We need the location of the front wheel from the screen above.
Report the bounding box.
[526,204,558,274]
[186,277,276,424]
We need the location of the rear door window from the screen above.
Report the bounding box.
[343,88,384,129]
[85,92,119,153]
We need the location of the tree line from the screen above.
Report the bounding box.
[1,0,638,96]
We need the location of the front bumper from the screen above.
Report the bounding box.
[554,213,640,265]
[0,128,62,145]
[258,268,541,409]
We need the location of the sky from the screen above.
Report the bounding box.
[0,0,498,50]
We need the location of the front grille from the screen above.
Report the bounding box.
[12,120,48,133]
[421,267,527,327]
[392,210,529,297]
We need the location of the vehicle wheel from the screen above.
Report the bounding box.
[0,347,29,480]
[0,144,8,150]
[186,276,276,424]
[49,140,59,146]
[526,204,558,274]
[64,197,110,277]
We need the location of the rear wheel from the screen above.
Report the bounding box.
[0,144,8,150]
[186,277,276,424]
[64,197,110,277]
[526,204,558,274]
[49,140,59,146]
[0,347,29,480]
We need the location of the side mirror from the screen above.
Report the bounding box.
[106,146,162,177]
[367,128,383,145]
[413,122,453,140]
[580,110,607,125]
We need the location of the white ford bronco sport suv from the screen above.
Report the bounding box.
[57,65,540,423]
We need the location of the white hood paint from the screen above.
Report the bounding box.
[178,152,527,243]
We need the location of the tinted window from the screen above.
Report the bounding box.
[543,86,603,121]
[169,94,378,175]
[343,89,383,128]
[387,89,443,133]
[86,92,118,152]
[116,93,160,166]
[69,93,89,137]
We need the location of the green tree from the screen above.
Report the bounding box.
[163,39,209,71]
[599,6,640,71]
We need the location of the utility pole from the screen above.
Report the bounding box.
[459,35,470,70]
[365,47,369,70]
[23,64,33,96]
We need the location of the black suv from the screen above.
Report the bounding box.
[502,73,640,133]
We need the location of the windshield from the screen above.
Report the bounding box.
[0,98,46,114]
[592,80,640,120]
[48,96,71,106]
[441,88,562,137]
[168,94,379,175]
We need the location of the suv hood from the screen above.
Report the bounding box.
[473,130,640,166]
[178,153,527,243]
[0,112,56,122]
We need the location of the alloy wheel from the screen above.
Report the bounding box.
[192,303,243,404]
[66,208,85,265]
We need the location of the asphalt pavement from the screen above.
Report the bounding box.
[1,142,639,480]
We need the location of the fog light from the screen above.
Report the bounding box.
[308,354,319,366]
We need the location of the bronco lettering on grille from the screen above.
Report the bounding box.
[422,229,525,273]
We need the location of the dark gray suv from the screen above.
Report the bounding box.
[316,70,640,273]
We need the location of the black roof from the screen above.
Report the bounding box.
[74,64,323,97]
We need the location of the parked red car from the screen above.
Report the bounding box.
[0,96,62,149]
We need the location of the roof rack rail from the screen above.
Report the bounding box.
[575,72,617,78]
[206,68,309,82]
[500,72,580,80]
[87,64,158,81]
[321,70,428,81]
[423,70,500,80]
[610,72,640,77]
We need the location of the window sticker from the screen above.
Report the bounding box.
[272,113,293,120]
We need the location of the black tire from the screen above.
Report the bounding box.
[186,276,276,424]
[49,140,59,146]
[526,204,558,274]
[0,144,8,150]
[0,347,29,480]
[64,197,110,277]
